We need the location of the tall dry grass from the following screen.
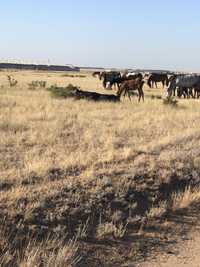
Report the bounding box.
[1,70,200,266]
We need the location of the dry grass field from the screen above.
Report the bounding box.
[1,70,200,266]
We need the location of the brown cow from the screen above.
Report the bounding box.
[117,78,145,102]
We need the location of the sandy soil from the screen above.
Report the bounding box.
[138,229,200,267]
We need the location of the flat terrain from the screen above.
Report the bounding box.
[1,70,200,266]
[139,229,200,267]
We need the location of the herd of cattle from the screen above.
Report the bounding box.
[92,71,200,102]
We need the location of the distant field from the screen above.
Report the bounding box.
[1,70,200,266]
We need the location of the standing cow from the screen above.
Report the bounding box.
[147,73,169,88]
[167,74,200,98]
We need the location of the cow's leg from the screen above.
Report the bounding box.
[186,88,190,98]
[173,88,176,97]
[141,90,144,102]
[196,89,198,98]
[117,83,120,90]
[182,88,186,98]
[123,89,127,98]
[108,82,112,90]
[103,80,107,88]
[178,87,183,98]
[183,88,189,98]
[128,91,132,101]
[138,88,144,102]
[191,88,194,98]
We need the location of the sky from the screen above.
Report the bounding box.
[1,1,200,71]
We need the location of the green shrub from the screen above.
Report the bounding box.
[47,84,78,98]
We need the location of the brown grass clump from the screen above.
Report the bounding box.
[147,201,168,219]
[28,80,46,90]
[171,186,200,211]
[163,96,178,107]
[96,222,127,239]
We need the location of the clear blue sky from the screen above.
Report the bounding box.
[1,1,200,71]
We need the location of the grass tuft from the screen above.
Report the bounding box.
[172,186,200,211]
[163,96,178,107]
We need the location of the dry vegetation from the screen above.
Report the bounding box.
[1,70,200,266]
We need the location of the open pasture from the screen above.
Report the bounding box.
[1,70,200,266]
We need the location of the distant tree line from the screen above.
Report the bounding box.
[0,63,80,72]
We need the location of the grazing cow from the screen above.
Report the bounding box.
[147,73,169,88]
[117,78,145,102]
[167,74,200,98]
[100,71,121,89]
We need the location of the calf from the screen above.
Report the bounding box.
[117,78,145,102]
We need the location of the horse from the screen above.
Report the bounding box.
[117,78,145,102]
[167,74,200,98]
[147,73,169,88]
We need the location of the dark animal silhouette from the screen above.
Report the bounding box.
[109,72,143,89]
[92,71,101,79]
[75,89,120,102]
[100,71,121,89]
[167,74,200,98]
[117,78,145,102]
[193,79,200,98]
[147,73,169,88]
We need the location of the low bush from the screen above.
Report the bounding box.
[28,80,47,90]
[47,84,78,98]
